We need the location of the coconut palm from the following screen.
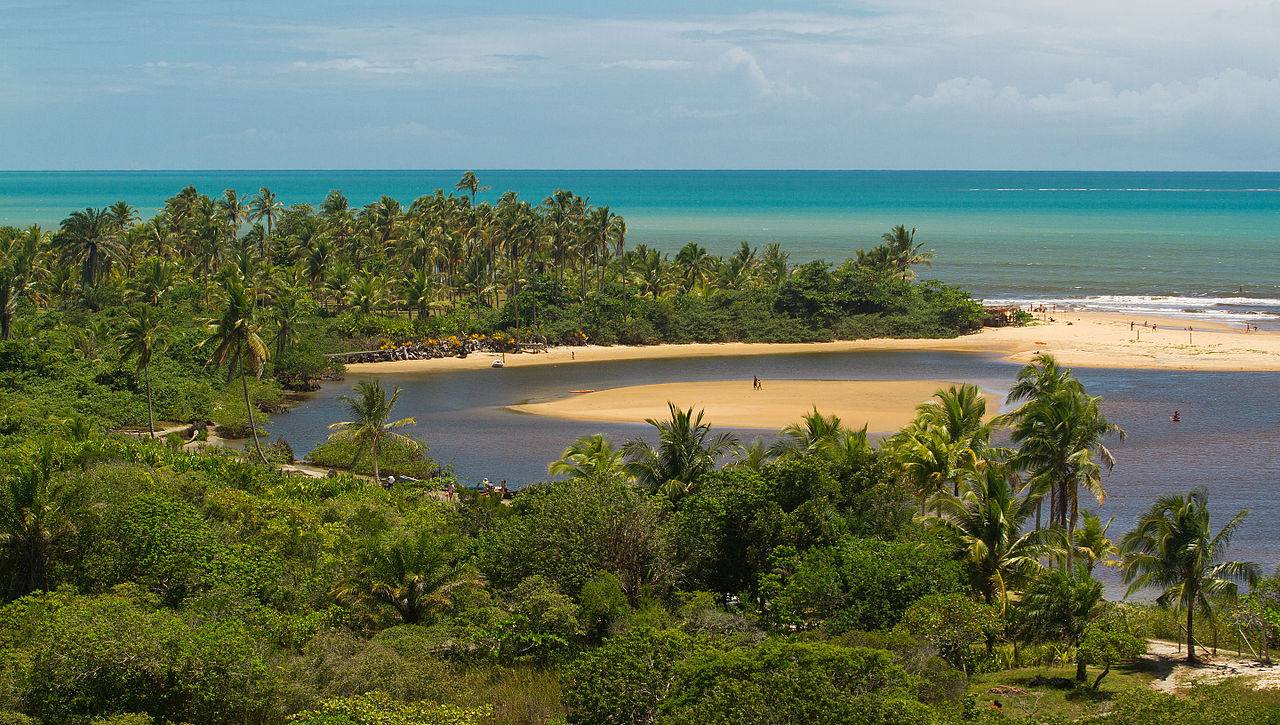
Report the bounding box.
[922,463,1050,610]
[879,225,934,279]
[733,437,772,470]
[0,225,43,340]
[342,530,482,625]
[400,268,437,320]
[769,408,846,458]
[1070,510,1118,573]
[893,424,982,512]
[0,447,87,599]
[249,187,284,254]
[54,207,125,288]
[329,380,417,482]
[455,171,488,206]
[1120,487,1259,662]
[914,384,992,453]
[128,256,176,306]
[548,434,626,481]
[623,403,739,498]
[1006,381,1123,560]
[1018,565,1103,683]
[201,275,271,464]
[1005,352,1082,405]
[674,242,714,294]
[118,305,164,439]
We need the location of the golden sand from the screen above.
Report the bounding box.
[508,379,1000,431]
[345,310,1280,376]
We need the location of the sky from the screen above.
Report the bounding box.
[2,0,1278,170]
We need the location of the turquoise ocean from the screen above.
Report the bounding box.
[2,170,1279,322]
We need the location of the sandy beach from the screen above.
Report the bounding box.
[345,309,1280,376]
[509,379,999,431]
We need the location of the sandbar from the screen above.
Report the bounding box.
[508,379,1000,431]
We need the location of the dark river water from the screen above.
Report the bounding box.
[269,351,1280,574]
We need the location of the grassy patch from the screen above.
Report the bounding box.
[969,664,1156,721]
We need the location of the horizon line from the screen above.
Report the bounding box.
[3,167,1280,174]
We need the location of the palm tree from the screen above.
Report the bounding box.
[329,380,417,482]
[119,306,163,439]
[893,424,982,512]
[1005,352,1081,404]
[1071,510,1118,573]
[54,207,124,288]
[249,187,284,254]
[879,225,933,279]
[1005,381,1123,560]
[915,384,992,453]
[0,447,86,599]
[0,225,43,340]
[201,275,271,464]
[270,284,305,363]
[549,434,626,481]
[733,438,772,470]
[1120,487,1259,662]
[455,171,488,206]
[674,242,714,294]
[1018,565,1103,683]
[623,403,739,498]
[342,530,482,624]
[128,256,175,306]
[769,408,846,458]
[922,463,1049,610]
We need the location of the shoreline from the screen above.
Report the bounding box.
[343,310,1280,376]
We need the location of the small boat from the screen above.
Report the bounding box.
[568,389,594,394]
[490,358,505,368]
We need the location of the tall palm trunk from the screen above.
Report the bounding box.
[1186,593,1197,662]
[370,435,381,482]
[241,372,269,464]
[144,363,155,439]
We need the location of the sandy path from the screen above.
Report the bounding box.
[1144,639,1280,692]
[345,310,1280,377]
[509,379,999,431]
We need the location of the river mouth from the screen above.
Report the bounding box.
[268,348,1280,583]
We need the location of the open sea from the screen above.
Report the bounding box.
[2,169,1279,323]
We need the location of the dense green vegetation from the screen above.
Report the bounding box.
[0,178,1275,722]
[0,176,981,443]
[0,341,1276,722]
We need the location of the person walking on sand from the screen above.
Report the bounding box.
[752,375,759,390]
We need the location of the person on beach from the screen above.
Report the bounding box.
[752,375,759,390]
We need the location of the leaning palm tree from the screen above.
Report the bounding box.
[922,463,1049,610]
[200,275,270,464]
[329,380,417,482]
[340,530,482,625]
[1120,487,1259,662]
[118,305,164,439]
[549,434,626,482]
[623,403,739,498]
